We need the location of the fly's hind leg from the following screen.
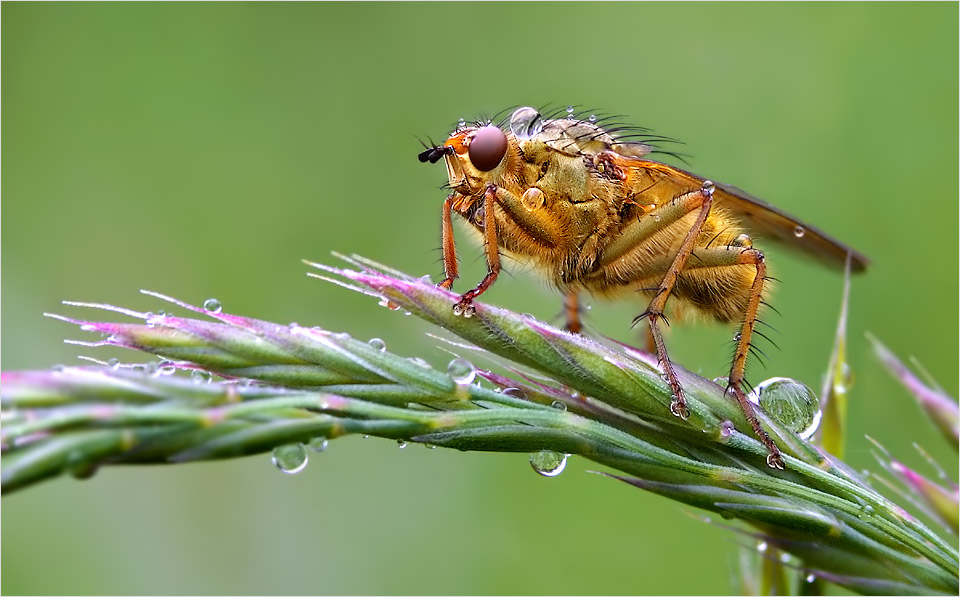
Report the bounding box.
[633,182,716,420]
[724,246,784,469]
[653,244,783,469]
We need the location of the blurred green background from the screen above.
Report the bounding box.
[3,3,957,594]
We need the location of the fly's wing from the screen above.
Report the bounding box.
[631,160,869,272]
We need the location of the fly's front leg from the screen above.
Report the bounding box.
[438,194,459,290]
[564,290,582,333]
[635,181,716,420]
[453,185,501,317]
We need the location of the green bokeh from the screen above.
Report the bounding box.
[3,3,957,594]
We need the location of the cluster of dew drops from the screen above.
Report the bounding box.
[270,349,571,477]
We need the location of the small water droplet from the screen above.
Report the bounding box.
[107,358,120,369]
[565,105,575,115]
[457,117,466,129]
[858,504,875,520]
[368,337,387,353]
[396,439,407,449]
[805,574,817,584]
[419,274,434,284]
[424,443,437,449]
[748,377,821,439]
[272,443,308,474]
[653,214,661,222]
[203,298,222,314]
[757,541,768,553]
[530,450,568,477]
[447,358,476,385]
[588,114,597,122]
[190,369,212,384]
[793,225,805,238]
[307,436,329,452]
[156,361,176,376]
[509,107,544,140]
[551,400,567,411]
[362,434,370,439]
[502,387,526,399]
[779,552,791,563]
[66,450,98,479]
[712,376,729,386]
[718,420,735,439]
[378,297,402,311]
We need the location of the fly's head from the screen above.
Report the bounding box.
[418,119,522,197]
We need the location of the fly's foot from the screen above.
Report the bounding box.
[438,277,456,290]
[766,450,785,470]
[452,296,476,318]
[669,396,690,420]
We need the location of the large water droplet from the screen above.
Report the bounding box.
[368,337,387,353]
[530,450,567,477]
[272,443,308,474]
[509,107,543,141]
[447,358,476,385]
[748,377,821,440]
[203,298,222,314]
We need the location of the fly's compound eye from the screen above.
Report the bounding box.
[468,126,508,172]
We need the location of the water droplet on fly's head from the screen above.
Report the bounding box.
[529,450,568,477]
[447,357,476,385]
[203,298,222,314]
[509,106,543,141]
[588,114,597,122]
[551,400,567,411]
[307,436,329,452]
[457,118,466,129]
[748,377,821,439]
[368,337,387,353]
[566,105,575,115]
[272,443,308,474]
[793,225,805,238]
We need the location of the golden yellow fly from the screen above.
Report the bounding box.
[418,106,868,468]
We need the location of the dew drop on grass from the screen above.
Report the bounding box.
[530,450,567,477]
[718,420,735,440]
[396,440,407,449]
[551,400,567,411]
[367,337,387,353]
[447,358,476,385]
[203,298,222,314]
[190,370,212,384]
[748,377,822,440]
[307,436,328,452]
[272,443,308,474]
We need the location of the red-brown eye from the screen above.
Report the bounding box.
[468,126,508,172]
